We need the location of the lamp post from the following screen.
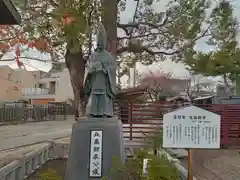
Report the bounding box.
[0,0,21,25]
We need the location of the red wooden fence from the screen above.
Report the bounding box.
[200,104,240,148]
[115,102,240,148]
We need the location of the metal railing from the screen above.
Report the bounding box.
[22,88,49,95]
[0,104,75,125]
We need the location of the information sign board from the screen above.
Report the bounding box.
[163,105,220,149]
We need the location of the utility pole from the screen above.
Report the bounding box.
[129,54,138,87]
[128,0,140,87]
[117,61,121,87]
[133,62,136,86]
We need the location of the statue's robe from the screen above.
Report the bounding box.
[83,50,116,117]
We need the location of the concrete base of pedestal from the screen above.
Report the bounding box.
[64,117,125,180]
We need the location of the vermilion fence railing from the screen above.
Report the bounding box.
[198,104,240,148]
[117,101,174,142]
[116,101,240,148]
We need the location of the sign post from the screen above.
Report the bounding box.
[187,149,193,180]
[162,105,221,180]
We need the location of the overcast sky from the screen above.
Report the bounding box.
[119,0,240,79]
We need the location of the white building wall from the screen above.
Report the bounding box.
[55,68,74,102]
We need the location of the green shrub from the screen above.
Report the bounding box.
[147,154,179,180]
[103,148,179,180]
[103,128,179,180]
[37,169,62,180]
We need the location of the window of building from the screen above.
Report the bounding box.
[38,83,45,89]
[49,81,56,94]
[16,80,21,84]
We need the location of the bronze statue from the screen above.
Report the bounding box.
[83,23,116,117]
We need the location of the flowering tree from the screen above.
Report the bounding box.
[139,70,173,102]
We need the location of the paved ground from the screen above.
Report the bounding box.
[0,120,74,151]
[180,149,240,180]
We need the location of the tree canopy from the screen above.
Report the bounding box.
[184,0,240,84]
[4,0,237,69]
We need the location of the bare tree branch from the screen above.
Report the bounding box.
[190,23,212,45]
[118,32,162,40]
[117,12,211,57]
[117,24,211,56]
[48,0,59,7]
[0,56,62,62]
[117,23,137,36]
[117,43,180,55]
[117,11,170,36]
[117,22,162,35]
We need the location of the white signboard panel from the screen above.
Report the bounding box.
[163,105,220,149]
[89,130,103,177]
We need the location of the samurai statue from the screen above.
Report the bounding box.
[83,23,116,118]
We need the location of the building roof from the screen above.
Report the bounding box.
[194,95,214,101]
[167,95,190,102]
[140,77,191,91]
[116,86,147,96]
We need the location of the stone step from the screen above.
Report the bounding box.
[165,148,188,158]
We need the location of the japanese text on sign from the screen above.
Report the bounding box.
[89,130,103,177]
[163,106,221,149]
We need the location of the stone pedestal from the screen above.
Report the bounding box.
[64,117,125,180]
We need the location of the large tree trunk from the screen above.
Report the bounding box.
[102,0,118,56]
[65,48,86,119]
[223,74,231,95]
[102,0,118,91]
